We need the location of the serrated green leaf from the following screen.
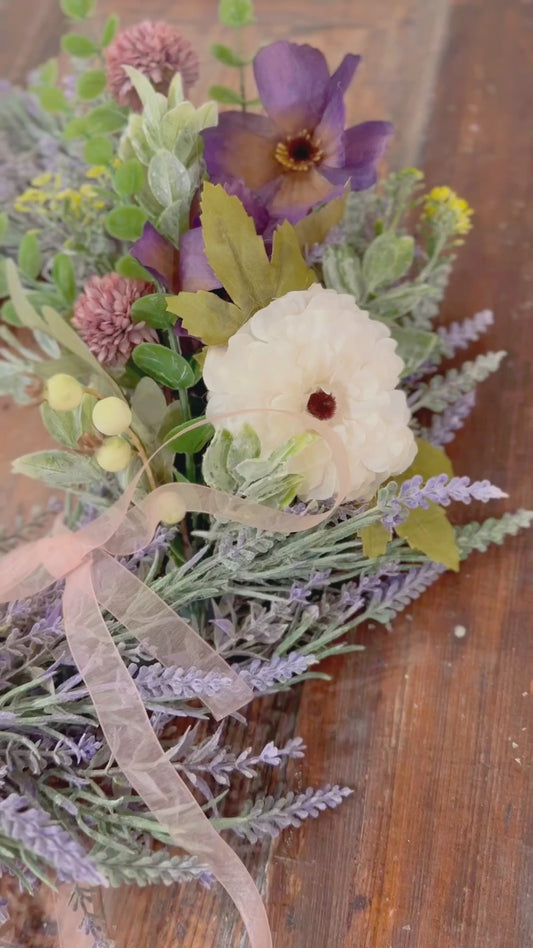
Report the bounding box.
[77,69,106,101]
[61,33,98,57]
[207,84,244,105]
[218,0,255,27]
[84,136,113,164]
[114,159,144,197]
[269,221,316,296]
[52,253,77,305]
[362,233,414,293]
[101,13,119,46]
[360,522,391,558]
[18,233,41,280]
[105,206,147,241]
[294,193,348,251]
[36,86,68,113]
[166,292,244,347]
[132,343,195,389]
[60,0,94,20]
[115,255,153,281]
[165,419,214,454]
[200,182,272,314]
[131,294,175,329]
[85,104,127,135]
[210,43,248,67]
[397,504,459,571]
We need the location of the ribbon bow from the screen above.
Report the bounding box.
[0,414,350,947]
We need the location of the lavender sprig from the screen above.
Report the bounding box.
[424,391,477,446]
[408,351,506,412]
[438,309,494,356]
[217,785,353,843]
[0,794,104,886]
[398,474,506,510]
[363,561,447,624]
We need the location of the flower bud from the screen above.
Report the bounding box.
[46,374,84,412]
[92,397,132,436]
[156,492,187,525]
[95,437,132,473]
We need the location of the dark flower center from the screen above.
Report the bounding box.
[306,389,336,420]
[275,129,324,173]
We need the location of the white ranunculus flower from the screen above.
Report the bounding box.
[203,284,417,501]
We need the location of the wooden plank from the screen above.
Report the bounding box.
[0,0,531,946]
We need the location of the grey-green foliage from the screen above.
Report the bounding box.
[456,509,533,558]
[94,848,210,887]
[409,351,507,412]
[118,69,217,244]
[202,425,318,508]
[0,324,59,404]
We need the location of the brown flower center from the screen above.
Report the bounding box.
[306,389,336,420]
[274,129,324,173]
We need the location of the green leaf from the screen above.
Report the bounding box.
[207,84,244,105]
[114,159,144,197]
[403,437,454,482]
[36,86,68,113]
[101,14,120,46]
[63,116,88,140]
[210,43,248,67]
[18,233,41,280]
[85,104,127,135]
[115,255,153,281]
[396,504,460,571]
[390,327,439,377]
[52,253,77,305]
[77,69,107,101]
[360,522,391,558]
[294,193,348,251]
[40,401,82,449]
[1,299,22,327]
[84,136,113,164]
[131,294,175,329]
[0,212,8,245]
[131,377,167,430]
[38,58,58,86]
[362,233,415,293]
[147,151,189,208]
[60,0,95,19]
[132,343,195,389]
[61,33,98,57]
[105,206,147,241]
[218,0,255,27]
[165,419,215,454]
[227,424,260,470]
[166,292,244,347]
[0,258,8,298]
[200,182,272,315]
[12,449,101,490]
[202,429,237,492]
[269,221,316,296]
[322,244,365,300]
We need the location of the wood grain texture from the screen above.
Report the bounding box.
[0,1,531,946]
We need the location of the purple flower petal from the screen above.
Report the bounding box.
[130,222,180,292]
[343,120,394,166]
[314,90,346,167]
[253,41,331,134]
[178,227,221,292]
[202,111,279,191]
[258,167,338,219]
[326,53,361,98]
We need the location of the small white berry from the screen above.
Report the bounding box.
[46,374,84,412]
[95,437,132,472]
[155,492,187,525]
[92,397,132,436]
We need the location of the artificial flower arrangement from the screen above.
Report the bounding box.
[0,0,530,944]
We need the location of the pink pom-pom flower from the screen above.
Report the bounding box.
[72,273,157,366]
[105,20,200,110]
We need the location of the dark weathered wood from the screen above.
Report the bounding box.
[0,0,531,946]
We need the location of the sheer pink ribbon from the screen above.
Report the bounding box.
[0,412,350,948]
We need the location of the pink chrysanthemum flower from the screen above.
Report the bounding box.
[72,273,157,366]
[105,20,200,110]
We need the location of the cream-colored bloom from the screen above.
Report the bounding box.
[204,285,416,501]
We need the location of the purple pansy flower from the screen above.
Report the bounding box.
[202,41,393,219]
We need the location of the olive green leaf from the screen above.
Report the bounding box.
[166,291,244,347]
[361,522,391,558]
[269,221,316,297]
[293,192,348,252]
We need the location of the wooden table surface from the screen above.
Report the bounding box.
[1,1,532,947]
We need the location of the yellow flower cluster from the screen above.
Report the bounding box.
[13,171,106,220]
[424,186,473,235]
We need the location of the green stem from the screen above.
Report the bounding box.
[237,27,247,111]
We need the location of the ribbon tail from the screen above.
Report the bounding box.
[62,563,272,948]
[91,550,253,719]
